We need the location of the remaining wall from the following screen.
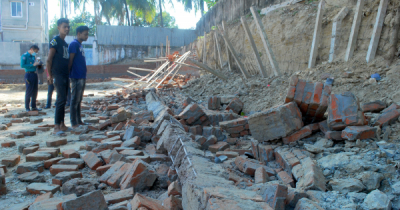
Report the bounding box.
[193,0,400,75]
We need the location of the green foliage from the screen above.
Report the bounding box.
[48,12,100,40]
[131,11,176,27]
[204,0,217,9]
[211,26,216,30]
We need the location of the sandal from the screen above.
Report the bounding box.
[52,131,67,136]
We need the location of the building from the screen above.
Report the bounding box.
[0,0,49,43]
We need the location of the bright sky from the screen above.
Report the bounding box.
[48,0,204,29]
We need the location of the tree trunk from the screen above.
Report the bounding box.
[124,0,131,26]
[159,0,163,27]
[200,0,204,16]
[387,7,400,66]
[94,0,101,25]
[131,10,134,26]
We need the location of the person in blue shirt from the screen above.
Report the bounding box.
[68,26,89,128]
[21,45,42,112]
[46,18,70,136]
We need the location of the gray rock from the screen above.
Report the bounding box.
[314,138,333,148]
[318,153,350,169]
[304,144,323,153]
[359,171,384,191]
[347,192,367,203]
[329,178,365,193]
[362,190,391,210]
[84,117,100,124]
[392,181,400,195]
[62,178,99,196]
[61,190,108,210]
[294,198,324,210]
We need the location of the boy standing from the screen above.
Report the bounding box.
[46,18,70,136]
[68,26,89,128]
[21,45,41,112]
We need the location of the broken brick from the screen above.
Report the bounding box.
[362,100,386,113]
[1,141,16,148]
[62,149,80,158]
[208,96,221,110]
[208,142,230,153]
[26,152,52,162]
[83,152,103,170]
[20,130,36,136]
[130,193,167,210]
[107,162,131,188]
[374,104,400,127]
[327,92,365,130]
[46,138,67,147]
[52,171,83,186]
[168,181,182,196]
[26,183,60,195]
[16,162,44,174]
[341,126,377,141]
[23,146,40,155]
[44,157,64,169]
[277,171,295,187]
[1,154,20,167]
[249,102,303,142]
[58,158,85,169]
[105,188,134,204]
[50,164,79,175]
[255,167,269,184]
[30,118,43,124]
[216,151,239,159]
[225,98,244,114]
[282,126,312,144]
[10,132,24,139]
[262,184,288,210]
[325,131,343,140]
[96,165,113,176]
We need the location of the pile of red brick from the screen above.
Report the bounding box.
[220,118,250,138]
[285,75,332,122]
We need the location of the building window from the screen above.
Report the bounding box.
[11,2,23,17]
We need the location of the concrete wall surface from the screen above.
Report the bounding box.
[0,0,48,43]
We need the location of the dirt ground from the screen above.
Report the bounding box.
[0,81,134,209]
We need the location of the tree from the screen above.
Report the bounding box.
[132,11,176,28]
[48,12,99,40]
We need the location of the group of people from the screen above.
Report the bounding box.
[20,18,89,136]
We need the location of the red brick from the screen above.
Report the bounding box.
[33,192,53,204]
[37,148,59,158]
[255,167,269,184]
[107,105,119,111]
[318,120,329,134]
[262,184,288,210]
[96,164,113,176]
[309,82,323,110]
[362,100,386,113]
[10,118,23,123]
[101,135,121,143]
[28,111,39,116]
[130,194,167,210]
[49,165,79,175]
[285,86,296,103]
[325,131,343,140]
[104,188,134,205]
[299,82,314,114]
[99,161,125,184]
[46,138,67,147]
[23,146,40,155]
[258,144,274,164]
[1,141,16,148]
[107,162,131,188]
[62,149,80,158]
[30,118,43,124]
[231,149,252,155]
[98,120,112,130]
[216,151,239,159]
[225,98,244,114]
[150,154,170,162]
[208,142,230,153]
[374,104,400,127]
[83,152,103,170]
[34,127,51,131]
[52,172,83,186]
[227,138,237,145]
[308,123,320,132]
[168,181,182,196]
[10,132,24,139]
[20,130,36,136]
[277,171,295,187]
[0,165,7,173]
[341,126,377,140]
[1,155,21,167]
[294,80,306,106]
[44,157,64,169]
[167,168,177,179]
[208,96,221,110]
[282,126,312,144]
[163,195,183,210]
[328,92,365,130]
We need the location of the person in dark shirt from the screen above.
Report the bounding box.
[69,26,89,128]
[21,45,41,112]
[46,18,70,136]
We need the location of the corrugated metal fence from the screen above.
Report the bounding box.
[97,26,197,47]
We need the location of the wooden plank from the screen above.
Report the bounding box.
[155,52,191,88]
[144,59,167,62]
[175,62,204,71]
[250,6,281,76]
[146,61,170,83]
[222,21,232,72]
[345,0,364,61]
[366,0,389,63]
[329,7,349,63]
[241,16,268,77]
[128,67,155,71]
[127,71,144,78]
[189,58,228,81]
[307,0,325,68]
[216,25,250,79]
[111,78,135,82]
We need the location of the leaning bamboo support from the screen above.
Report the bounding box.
[128,67,155,71]
[189,58,228,81]
[155,52,191,88]
[146,61,170,83]
[127,70,143,78]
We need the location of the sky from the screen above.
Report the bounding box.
[48,0,204,29]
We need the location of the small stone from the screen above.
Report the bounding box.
[362,190,391,210]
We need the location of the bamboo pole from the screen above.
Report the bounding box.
[128,67,155,71]
[188,58,228,81]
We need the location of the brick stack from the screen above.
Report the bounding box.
[177,103,210,126]
[248,102,303,142]
[327,92,366,130]
[203,109,240,126]
[219,118,250,138]
[285,75,331,122]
